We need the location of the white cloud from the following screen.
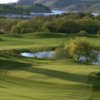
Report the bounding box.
[0,0,18,4]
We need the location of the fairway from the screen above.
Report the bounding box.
[0,33,100,100]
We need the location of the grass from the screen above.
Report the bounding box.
[0,33,100,100]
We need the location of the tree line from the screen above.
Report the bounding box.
[0,13,100,35]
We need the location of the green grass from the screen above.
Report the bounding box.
[0,33,100,100]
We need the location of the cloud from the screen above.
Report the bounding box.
[0,0,18,4]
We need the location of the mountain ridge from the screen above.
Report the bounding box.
[17,0,100,11]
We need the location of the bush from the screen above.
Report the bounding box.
[97,30,100,35]
[57,20,80,34]
[54,48,66,59]
[78,30,88,36]
[65,38,97,64]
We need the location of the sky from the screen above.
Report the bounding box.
[0,0,18,4]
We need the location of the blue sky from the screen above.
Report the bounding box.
[0,0,18,4]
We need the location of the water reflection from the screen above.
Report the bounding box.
[20,51,55,59]
[20,51,100,65]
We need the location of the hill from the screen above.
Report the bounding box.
[0,4,51,14]
[17,0,100,11]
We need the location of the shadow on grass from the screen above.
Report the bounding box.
[87,72,100,100]
[33,32,66,38]
[93,85,100,92]
[88,72,100,92]
[0,59,31,70]
[0,57,91,84]
[27,67,95,84]
[0,52,99,86]
[0,86,7,88]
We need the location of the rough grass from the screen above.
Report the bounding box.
[0,33,100,100]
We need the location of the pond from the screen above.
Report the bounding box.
[20,51,55,59]
[20,51,100,65]
[79,53,100,65]
[92,53,100,65]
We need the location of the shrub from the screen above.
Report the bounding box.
[78,30,88,36]
[65,38,97,64]
[57,20,80,34]
[97,30,100,35]
[54,48,66,59]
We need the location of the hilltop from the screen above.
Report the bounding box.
[17,0,100,11]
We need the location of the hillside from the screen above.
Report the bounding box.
[17,0,100,11]
[25,4,51,13]
[0,4,51,14]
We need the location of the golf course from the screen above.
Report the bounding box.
[0,33,100,100]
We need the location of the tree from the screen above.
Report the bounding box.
[79,19,99,34]
[65,38,97,64]
[11,21,34,34]
[57,19,80,34]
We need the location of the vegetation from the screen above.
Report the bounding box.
[97,30,100,35]
[65,38,98,64]
[0,4,28,14]
[0,33,99,100]
[25,3,51,13]
[0,4,51,15]
[0,13,100,35]
[0,11,100,100]
[77,30,88,36]
[18,0,100,11]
